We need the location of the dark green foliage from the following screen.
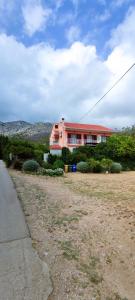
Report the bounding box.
[100,158,113,172]
[42,161,53,169]
[110,162,122,173]
[53,159,64,169]
[9,139,35,159]
[23,160,40,172]
[70,152,87,164]
[88,158,103,173]
[87,158,97,172]
[75,145,95,158]
[121,160,135,171]
[76,161,89,173]
[48,153,57,165]
[0,135,10,160]
[95,135,135,161]
[34,149,43,164]
[61,147,71,164]
[12,159,23,170]
[0,135,49,167]
[93,160,103,173]
[1,130,135,173]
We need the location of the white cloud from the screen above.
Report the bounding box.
[0,6,135,128]
[0,35,110,123]
[66,25,81,43]
[22,0,52,36]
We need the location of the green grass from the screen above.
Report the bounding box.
[79,256,103,285]
[59,240,80,261]
[54,213,81,225]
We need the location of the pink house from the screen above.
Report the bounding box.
[50,118,113,154]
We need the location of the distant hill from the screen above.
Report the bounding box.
[0,121,53,142]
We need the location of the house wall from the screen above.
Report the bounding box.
[50,120,112,151]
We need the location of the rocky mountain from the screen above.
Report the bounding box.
[0,121,53,141]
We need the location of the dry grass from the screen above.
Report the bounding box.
[10,170,135,300]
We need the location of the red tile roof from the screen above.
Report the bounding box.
[50,145,62,150]
[64,122,112,132]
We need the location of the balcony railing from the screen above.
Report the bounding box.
[67,138,98,145]
[53,140,59,144]
[84,139,97,145]
[67,138,82,144]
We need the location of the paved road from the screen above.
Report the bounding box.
[0,160,29,242]
[0,160,52,300]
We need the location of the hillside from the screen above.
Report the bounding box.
[0,121,53,142]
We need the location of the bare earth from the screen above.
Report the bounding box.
[10,170,135,300]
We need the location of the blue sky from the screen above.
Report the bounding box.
[0,0,134,55]
[0,0,135,127]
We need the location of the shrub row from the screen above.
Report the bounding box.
[21,158,122,175]
[38,168,64,176]
[22,159,64,176]
[76,159,122,173]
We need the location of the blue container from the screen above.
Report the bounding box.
[72,164,77,172]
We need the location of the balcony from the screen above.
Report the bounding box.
[67,138,82,145]
[53,140,59,144]
[84,139,97,146]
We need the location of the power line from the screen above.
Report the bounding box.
[79,63,135,121]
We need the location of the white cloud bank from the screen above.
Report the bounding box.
[0,6,135,128]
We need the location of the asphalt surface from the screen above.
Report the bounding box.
[0,160,29,242]
[0,160,52,300]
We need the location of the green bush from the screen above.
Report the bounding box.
[37,167,47,175]
[48,154,58,165]
[12,159,23,170]
[110,162,122,173]
[54,168,64,176]
[62,147,71,163]
[93,160,103,173]
[120,160,135,171]
[88,158,103,173]
[76,161,89,173]
[34,149,43,164]
[53,159,64,169]
[70,153,87,164]
[87,158,97,172]
[38,168,64,176]
[42,161,53,169]
[23,160,40,172]
[101,158,113,172]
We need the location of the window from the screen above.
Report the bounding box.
[55,124,58,129]
[92,135,97,141]
[101,136,106,142]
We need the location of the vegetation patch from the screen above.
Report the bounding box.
[22,159,40,172]
[59,240,80,261]
[54,213,81,225]
[78,256,103,285]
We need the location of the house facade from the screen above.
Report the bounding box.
[50,118,113,154]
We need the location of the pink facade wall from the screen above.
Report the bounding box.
[50,120,112,151]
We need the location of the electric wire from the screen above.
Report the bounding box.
[79,63,135,121]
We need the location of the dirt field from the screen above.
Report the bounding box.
[10,170,135,300]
